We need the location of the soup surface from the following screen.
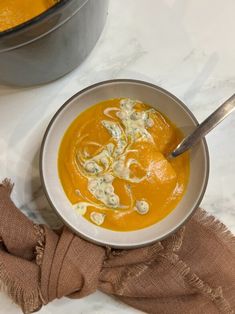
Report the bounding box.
[0,0,57,32]
[58,98,189,231]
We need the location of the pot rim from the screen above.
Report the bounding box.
[0,0,89,52]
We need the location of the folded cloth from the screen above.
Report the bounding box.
[0,180,234,314]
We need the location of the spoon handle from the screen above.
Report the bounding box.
[170,94,235,158]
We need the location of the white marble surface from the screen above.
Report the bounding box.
[0,0,235,313]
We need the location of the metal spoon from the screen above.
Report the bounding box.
[168,94,235,159]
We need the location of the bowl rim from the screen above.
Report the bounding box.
[39,79,210,248]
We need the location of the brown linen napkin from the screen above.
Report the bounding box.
[0,180,234,314]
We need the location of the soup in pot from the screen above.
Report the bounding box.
[0,0,58,32]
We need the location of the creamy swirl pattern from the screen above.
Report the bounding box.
[73,98,155,225]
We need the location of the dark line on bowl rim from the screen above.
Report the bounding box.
[39,79,210,249]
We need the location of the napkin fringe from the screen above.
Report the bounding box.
[195,209,235,254]
[0,180,44,312]
[34,225,45,267]
[158,208,235,314]
[0,263,41,314]
[156,209,234,314]
[0,179,14,195]
[161,252,233,313]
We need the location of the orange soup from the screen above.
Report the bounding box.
[58,98,189,231]
[0,0,57,32]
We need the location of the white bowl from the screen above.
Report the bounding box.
[40,80,209,248]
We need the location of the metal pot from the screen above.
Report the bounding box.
[0,0,109,86]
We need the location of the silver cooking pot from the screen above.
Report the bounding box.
[0,0,109,86]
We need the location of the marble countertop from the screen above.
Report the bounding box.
[0,0,234,313]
